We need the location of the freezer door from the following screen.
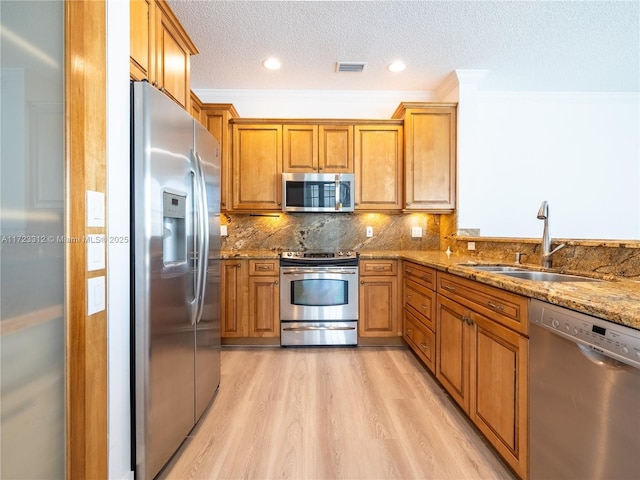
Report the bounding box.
[193,121,221,421]
[132,82,197,480]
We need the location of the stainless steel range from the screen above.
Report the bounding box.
[280,251,359,346]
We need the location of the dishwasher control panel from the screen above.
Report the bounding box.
[530,299,640,369]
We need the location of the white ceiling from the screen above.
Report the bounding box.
[168,0,639,95]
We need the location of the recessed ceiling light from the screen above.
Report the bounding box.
[388,61,406,73]
[262,57,281,70]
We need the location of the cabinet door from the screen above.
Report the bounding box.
[404,107,456,211]
[232,124,283,211]
[248,276,280,337]
[354,125,403,210]
[130,0,154,81]
[283,124,318,172]
[155,2,195,110]
[436,295,470,412]
[359,275,399,337]
[318,125,353,172]
[203,106,238,211]
[470,312,528,479]
[221,260,249,338]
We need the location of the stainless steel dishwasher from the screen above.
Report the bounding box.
[529,299,640,480]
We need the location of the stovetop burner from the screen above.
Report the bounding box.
[281,251,357,260]
[280,250,358,266]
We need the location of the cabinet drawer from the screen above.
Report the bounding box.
[360,259,397,276]
[403,261,435,289]
[437,272,528,335]
[403,278,435,331]
[249,259,280,276]
[404,309,435,372]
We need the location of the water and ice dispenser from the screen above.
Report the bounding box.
[162,192,187,264]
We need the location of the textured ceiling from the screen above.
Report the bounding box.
[168,0,639,94]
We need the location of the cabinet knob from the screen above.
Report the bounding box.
[236,262,241,267]
[406,202,411,206]
[152,81,158,87]
[274,280,278,285]
[318,166,323,170]
[277,202,282,206]
[221,201,226,206]
[360,280,364,284]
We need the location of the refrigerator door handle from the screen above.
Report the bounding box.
[193,150,209,324]
[190,152,203,326]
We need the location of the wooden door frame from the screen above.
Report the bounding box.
[65,1,108,478]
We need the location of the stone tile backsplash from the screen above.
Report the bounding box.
[221,212,441,252]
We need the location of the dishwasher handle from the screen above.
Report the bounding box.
[577,344,635,370]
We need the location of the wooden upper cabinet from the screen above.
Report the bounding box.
[393,103,457,212]
[283,124,353,173]
[190,91,203,124]
[232,124,283,211]
[155,0,198,110]
[202,104,239,211]
[318,125,353,172]
[354,124,403,211]
[130,0,155,81]
[130,0,197,110]
[283,124,319,172]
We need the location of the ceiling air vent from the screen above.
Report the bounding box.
[336,62,367,73]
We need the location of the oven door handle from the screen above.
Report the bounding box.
[281,270,358,275]
[282,326,357,332]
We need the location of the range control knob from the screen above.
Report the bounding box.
[338,251,344,256]
[551,319,560,329]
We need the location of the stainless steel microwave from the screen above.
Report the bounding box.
[282,173,355,213]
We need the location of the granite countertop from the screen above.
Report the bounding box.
[360,250,640,331]
[220,249,640,331]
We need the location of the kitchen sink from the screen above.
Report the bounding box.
[460,264,602,282]
[465,265,527,272]
[493,271,601,282]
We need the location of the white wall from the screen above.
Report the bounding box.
[457,92,640,239]
[195,88,434,118]
[106,0,133,479]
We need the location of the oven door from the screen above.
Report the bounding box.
[280,266,358,321]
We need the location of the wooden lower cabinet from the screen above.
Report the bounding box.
[471,312,528,479]
[402,261,437,372]
[221,260,249,337]
[436,272,528,479]
[248,276,280,337]
[221,258,280,339]
[359,259,400,337]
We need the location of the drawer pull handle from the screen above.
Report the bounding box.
[420,343,429,350]
[421,305,427,309]
[407,328,413,334]
[442,285,456,292]
[487,301,504,312]
[372,266,386,271]
[406,295,412,299]
[256,265,271,270]
[406,269,412,274]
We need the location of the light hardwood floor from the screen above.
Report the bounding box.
[161,346,516,480]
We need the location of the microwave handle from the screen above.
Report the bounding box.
[335,174,340,210]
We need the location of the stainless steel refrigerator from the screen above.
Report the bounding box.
[131,81,221,480]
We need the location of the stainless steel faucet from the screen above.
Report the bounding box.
[537,201,566,268]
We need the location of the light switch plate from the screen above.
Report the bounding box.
[468,241,476,251]
[87,276,105,315]
[220,225,228,236]
[87,235,106,271]
[411,226,423,238]
[366,226,373,237]
[87,190,105,227]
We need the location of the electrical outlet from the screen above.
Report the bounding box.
[366,226,373,237]
[220,225,228,236]
[411,227,423,238]
[467,241,476,251]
